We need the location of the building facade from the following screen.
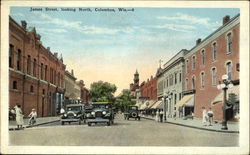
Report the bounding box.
[140,76,158,101]
[161,49,188,117]
[129,70,139,97]
[9,17,66,117]
[184,15,240,120]
[77,80,89,104]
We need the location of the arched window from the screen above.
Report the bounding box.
[17,49,21,71]
[27,55,31,74]
[201,50,205,65]
[211,67,217,85]
[185,78,188,90]
[33,59,36,77]
[212,42,217,61]
[192,56,196,70]
[227,33,232,54]
[13,81,17,89]
[226,62,232,80]
[200,72,205,88]
[185,60,189,73]
[30,85,34,93]
[41,63,44,80]
[192,76,195,89]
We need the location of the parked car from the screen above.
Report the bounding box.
[60,104,85,125]
[124,105,140,120]
[86,102,114,126]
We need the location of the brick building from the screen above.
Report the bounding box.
[140,76,158,101]
[129,70,139,97]
[9,17,66,117]
[183,14,240,120]
[77,80,89,104]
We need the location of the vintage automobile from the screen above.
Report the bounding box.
[124,105,140,120]
[60,104,85,125]
[86,102,114,126]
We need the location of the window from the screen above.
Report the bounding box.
[42,89,45,95]
[179,93,182,100]
[41,63,43,80]
[201,50,205,65]
[200,72,205,88]
[166,78,169,87]
[45,65,48,81]
[192,56,196,70]
[185,78,188,90]
[212,42,217,61]
[30,85,34,93]
[17,50,21,70]
[13,81,17,89]
[170,74,173,86]
[227,33,232,54]
[185,60,189,73]
[9,44,14,68]
[27,55,31,74]
[174,73,177,84]
[33,59,36,77]
[211,68,217,85]
[192,76,195,89]
[179,73,182,83]
[226,62,232,80]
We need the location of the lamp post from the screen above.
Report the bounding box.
[217,74,234,130]
[162,95,167,122]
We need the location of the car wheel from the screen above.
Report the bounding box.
[61,121,64,125]
[88,122,91,126]
[69,122,71,124]
[138,117,140,121]
[79,120,81,125]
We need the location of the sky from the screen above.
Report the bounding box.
[10,7,240,96]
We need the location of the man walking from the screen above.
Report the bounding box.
[159,109,164,122]
[207,107,214,126]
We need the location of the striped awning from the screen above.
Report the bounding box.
[175,94,194,107]
[212,85,239,104]
[147,100,157,109]
[151,100,162,109]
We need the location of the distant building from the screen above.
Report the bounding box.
[9,17,66,117]
[129,70,139,97]
[77,80,89,104]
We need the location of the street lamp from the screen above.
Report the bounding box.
[162,96,167,122]
[217,74,234,130]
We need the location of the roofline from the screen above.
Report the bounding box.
[163,49,188,67]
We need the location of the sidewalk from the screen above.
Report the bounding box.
[142,115,239,133]
[9,116,60,131]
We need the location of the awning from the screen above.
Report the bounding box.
[151,100,162,109]
[212,85,239,104]
[175,94,194,107]
[184,95,194,107]
[139,101,149,110]
[147,100,157,109]
[156,101,164,109]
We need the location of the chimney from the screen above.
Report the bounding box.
[21,20,27,30]
[47,47,50,51]
[54,52,58,58]
[196,38,202,45]
[223,15,230,25]
[71,69,74,76]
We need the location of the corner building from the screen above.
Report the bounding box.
[9,17,66,117]
[184,15,240,121]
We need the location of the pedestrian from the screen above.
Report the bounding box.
[202,107,208,126]
[28,108,37,125]
[155,109,159,122]
[14,104,24,129]
[159,109,164,122]
[207,107,214,126]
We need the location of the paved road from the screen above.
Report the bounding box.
[9,114,239,146]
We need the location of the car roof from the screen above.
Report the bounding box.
[66,104,84,107]
[90,102,110,105]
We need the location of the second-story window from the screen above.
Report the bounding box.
[27,55,31,74]
[185,78,188,90]
[17,50,21,71]
[45,65,48,81]
[179,73,182,83]
[174,73,177,84]
[170,74,173,86]
[185,60,189,74]
[212,42,217,61]
[200,72,205,88]
[33,59,36,77]
[9,44,14,68]
[192,76,195,89]
[211,67,217,86]
[227,33,232,54]
[41,63,43,80]
[226,61,232,80]
[192,56,196,70]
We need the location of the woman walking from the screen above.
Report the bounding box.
[15,104,24,129]
[155,109,160,122]
[202,107,208,126]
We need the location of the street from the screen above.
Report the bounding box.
[9,114,239,146]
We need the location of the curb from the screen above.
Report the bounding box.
[142,116,239,134]
[9,119,60,131]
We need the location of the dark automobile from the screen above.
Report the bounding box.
[60,104,85,125]
[86,102,114,126]
[124,105,140,120]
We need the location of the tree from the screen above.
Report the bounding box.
[115,89,136,112]
[89,81,117,103]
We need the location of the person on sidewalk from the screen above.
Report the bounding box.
[14,104,24,129]
[155,109,160,122]
[28,108,37,125]
[159,109,164,122]
[202,107,208,126]
[207,107,214,126]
